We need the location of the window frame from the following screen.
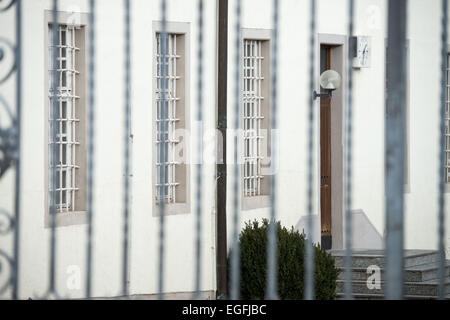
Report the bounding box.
[44,10,89,228]
[152,21,191,216]
[241,28,272,211]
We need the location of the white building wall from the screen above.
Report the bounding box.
[227,0,450,255]
[0,0,217,299]
[0,0,449,300]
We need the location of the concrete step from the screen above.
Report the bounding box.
[336,260,450,282]
[335,292,450,300]
[336,278,450,297]
[330,249,438,269]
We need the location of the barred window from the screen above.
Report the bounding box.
[156,33,180,203]
[48,24,85,213]
[243,39,265,197]
[154,27,190,211]
[152,23,189,215]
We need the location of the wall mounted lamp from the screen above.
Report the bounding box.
[313,69,342,100]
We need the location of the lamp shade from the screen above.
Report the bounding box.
[319,69,341,90]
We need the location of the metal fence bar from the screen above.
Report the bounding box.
[122,0,131,297]
[194,0,204,298]
[385,0,408,300]
[2,0,448,302]
[343,0,354,301]
[304,0,316,301]
[48,0,59,298]
[158,0,168,299]
[12,0,22,300]
[85,0,96,299]
[265,0,279,300]
[438,0,448,301]
[230,0,241,301]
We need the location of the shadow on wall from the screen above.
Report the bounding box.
[295,209,383,249]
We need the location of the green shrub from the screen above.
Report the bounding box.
[228,219,339,299]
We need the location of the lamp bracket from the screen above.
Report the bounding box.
[313,90,333,100]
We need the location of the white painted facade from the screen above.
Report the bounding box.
[0,0,449,299]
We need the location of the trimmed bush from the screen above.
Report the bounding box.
[228,219,339,299]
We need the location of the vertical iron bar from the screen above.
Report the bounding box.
[49,0,59,296]
[438,0,448,301]
[230,0,241,301]
[158,0,168,300]
[304,0,316,300]
[122,0,131,297]
[265,0,279,300]
[86,0,95,299]
[344,0,354,301]
[194,0,204,298]
[385,0,407,300]
[216,0,228,299]
[12,0,22,300]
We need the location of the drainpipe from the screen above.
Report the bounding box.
[216,0,228,299]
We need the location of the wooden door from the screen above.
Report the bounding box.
[320,46,332,250]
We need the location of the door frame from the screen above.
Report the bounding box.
[316,34,347,250]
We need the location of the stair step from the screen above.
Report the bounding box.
[330,249,439,269]
[336,279,450,297]
[336,292,450,300]
[337,261,450,282]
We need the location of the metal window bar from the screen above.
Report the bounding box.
[48,24,80,213]
[156,32,180,204]
[243,39,264,197]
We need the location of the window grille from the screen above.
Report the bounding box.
[243,39,264,197]
[48,24,80,213]
[156,33,180,203]
[445,53,450,183]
